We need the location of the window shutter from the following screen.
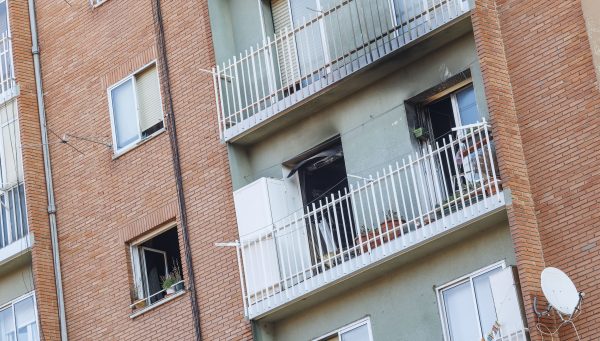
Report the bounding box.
[271,0,300,87]
[489,267,526,336]
[135,65,164,134]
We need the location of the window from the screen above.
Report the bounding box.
[286,137,356,259]
[130,226,184,309]
[108,63,164,154]
[0,0,14,96]
[0,293,39,341]
[437,262,504,341]
[423,84,481,143]
[313,318,373,341]
[0,100,27,249]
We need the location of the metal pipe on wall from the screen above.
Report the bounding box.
[26,0,69,340]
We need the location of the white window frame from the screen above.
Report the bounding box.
[436,261,506,341]
[0,0,16,104]
[312,317,374,341]
[107,61,164,155]
[449,84,480,132]
[140,246,168,301]
[129,223,178,305]
[0,291,40,341]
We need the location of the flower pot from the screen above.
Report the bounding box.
[166,287,176,295]
[355,230,381,253]
[379,219,406,241]
[133,299,146,310]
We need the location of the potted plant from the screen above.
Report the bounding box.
[379,210,406,242]
[413,127,430,141]
[354,225,379,253]
[171,262,184,292]
[130,284,146,309]
[161,273,178,296]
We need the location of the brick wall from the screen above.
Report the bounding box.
[472,0,600,340]
[7,1,61,340]
[32,0,251,339]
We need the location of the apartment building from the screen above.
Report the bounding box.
[0,0,65,340]
[208,0,600,340]
[12,0,252,340]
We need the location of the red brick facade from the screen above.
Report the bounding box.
[11,0,598,340]
[8,1,61,340]
[472,0,600,340]
[28,0,251,339]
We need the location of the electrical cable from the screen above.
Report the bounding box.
[151,0,202,340]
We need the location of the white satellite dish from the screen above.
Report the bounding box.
[541,267,580,316]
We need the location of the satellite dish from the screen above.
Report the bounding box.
[541,267,580,316]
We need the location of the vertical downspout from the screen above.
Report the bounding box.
[150,0,203,340]
[27,0,68,340]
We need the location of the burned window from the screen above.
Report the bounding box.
[287,138,356,263]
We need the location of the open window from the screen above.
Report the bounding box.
[129,225,184,311]
[420,83,481,143]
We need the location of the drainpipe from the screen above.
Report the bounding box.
[27,1,68,340]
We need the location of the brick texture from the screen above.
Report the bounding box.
[8,1,61,340]
[30,0,252,339]
[472,0,600,340]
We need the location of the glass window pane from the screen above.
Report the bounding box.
[340,324,369,341]
[143,248,167,303]
[456,86,480,126]
[442,281,480,341]
[110,79,139,150]
[473,268,502,336]
[0,307,15,341]
[0,2,7,36]
[14,297,38,341]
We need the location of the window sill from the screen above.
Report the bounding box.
[91,0,109,8]
[129,290,186,319]
[112,128,166,160]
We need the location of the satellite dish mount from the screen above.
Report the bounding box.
[533,267,584,340]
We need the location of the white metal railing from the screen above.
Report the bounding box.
[0,183,28,251]
[236,122,505,318]
[0,33,15,102]
[213,0,471,140]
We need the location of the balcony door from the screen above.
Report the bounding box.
[271,0,329,89]
[421,84,482,206]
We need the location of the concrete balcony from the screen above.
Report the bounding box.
[213,0,473,142]
[233,123,506,319]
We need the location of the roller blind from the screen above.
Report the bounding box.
[271,0,300,87]
[135,65,163,134]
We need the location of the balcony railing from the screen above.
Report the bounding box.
[236,122,505,318]
[213,0,471,141]
[0,183,29,254]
